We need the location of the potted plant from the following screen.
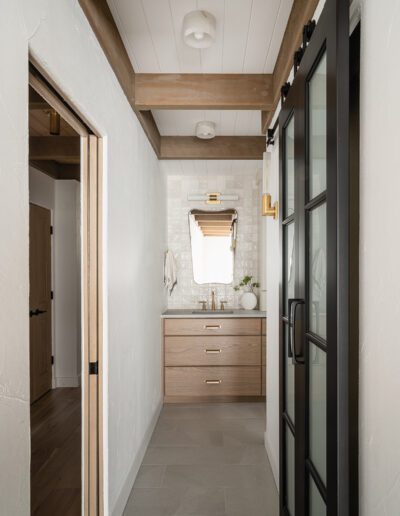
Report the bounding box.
[234,275,260,310]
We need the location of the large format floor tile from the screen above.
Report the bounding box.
[124,403,278,516]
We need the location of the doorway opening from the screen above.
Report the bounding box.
[28,63,103,515]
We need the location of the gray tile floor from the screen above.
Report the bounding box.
[124,403,279,516]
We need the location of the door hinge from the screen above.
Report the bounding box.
[51,355,54,365]
[89,361,98,375]
[51,290,54,300]
[50,225,54,235]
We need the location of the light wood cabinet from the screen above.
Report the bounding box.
[163,317,266,402]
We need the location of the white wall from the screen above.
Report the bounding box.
[358,0,400,512]
[162,160,262,309]
[264,142,280,488]
[54,180,81,387]
[0,2,166,515]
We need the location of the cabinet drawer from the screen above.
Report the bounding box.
[165,366,261,396]
[165,336,261,366]
[164,318,261,336]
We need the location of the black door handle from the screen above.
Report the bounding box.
[29,308,47,317]
[288,298,305,364]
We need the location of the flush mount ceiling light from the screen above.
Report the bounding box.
[182,10,216,48]
[196,121,216,140]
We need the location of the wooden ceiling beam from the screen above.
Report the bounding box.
[30,136,80,162]
[262,0,320,133]
[30,160,80,181]
[135,74,273,110]
[78,0,161,156]
[160,136,265,160]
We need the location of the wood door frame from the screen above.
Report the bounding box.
[29,60,104,516]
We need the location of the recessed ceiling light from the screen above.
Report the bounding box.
[182,10,216,49]
[196,121,216,140]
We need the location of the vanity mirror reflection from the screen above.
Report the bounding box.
[188,209,238,284]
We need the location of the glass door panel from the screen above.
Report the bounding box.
[309,52,327,199]
[284,222,295,316]
[285,325,295,423]
[284,116,295,218]
[309,342,327,484]
[309,477,326,516]
[309,203,327,338]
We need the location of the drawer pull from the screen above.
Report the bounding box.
[205,379,222,385]
[205,349,222,354]
[204,324,221,330]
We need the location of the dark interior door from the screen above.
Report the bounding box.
[279,0,353,515]
[30,203,52,403]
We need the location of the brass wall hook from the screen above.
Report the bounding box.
[262,193,278,219]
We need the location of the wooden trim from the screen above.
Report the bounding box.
[97,137,104,516]
[77,0,161,156]
[135,74,273,110]
[29,70,89,137]
[82,136,90,516]
[160,136,265,160]
[262,0,320,133]
[29,136,80,162]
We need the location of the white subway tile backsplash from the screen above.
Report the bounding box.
[165,163,262,310]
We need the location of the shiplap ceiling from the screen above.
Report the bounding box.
[107,0,294,136]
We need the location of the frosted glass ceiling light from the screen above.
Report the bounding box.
[196,121,216,140]
[183,10,216,49]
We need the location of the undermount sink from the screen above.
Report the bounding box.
[191,310,234,314]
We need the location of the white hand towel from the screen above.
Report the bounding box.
[164,250,177,295]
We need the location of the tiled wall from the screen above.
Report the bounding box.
[162,160,262,310]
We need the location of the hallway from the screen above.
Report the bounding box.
[124,403,278,516]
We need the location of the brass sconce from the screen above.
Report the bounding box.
[262,193,278,219]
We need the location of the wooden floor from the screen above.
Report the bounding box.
[31,387,81,516]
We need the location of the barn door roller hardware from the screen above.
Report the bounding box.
[281,19,316,104]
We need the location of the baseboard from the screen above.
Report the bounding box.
[111,400,163,516]
[265,431,279,490]
[55,376,80,388]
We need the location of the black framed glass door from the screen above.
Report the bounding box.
[279,1,353,515]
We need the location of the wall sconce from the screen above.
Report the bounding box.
[262,193,278,219]
[188,193,239,205]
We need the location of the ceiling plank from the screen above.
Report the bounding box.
[30,136,80,162]
[262,0,320,133]
[160,136,265,160]
[135,74,274,110]
[78,0,161,156]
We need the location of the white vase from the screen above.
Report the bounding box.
[240,291,257,310]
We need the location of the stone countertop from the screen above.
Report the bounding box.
[161,309,266,319]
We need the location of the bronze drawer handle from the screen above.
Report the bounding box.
[205,349,222,354]
[204,324,221,330]
[205,379,222,385]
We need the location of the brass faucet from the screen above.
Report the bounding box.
[211,290,216,311]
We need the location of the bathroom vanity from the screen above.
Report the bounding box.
[161,310,266,402]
